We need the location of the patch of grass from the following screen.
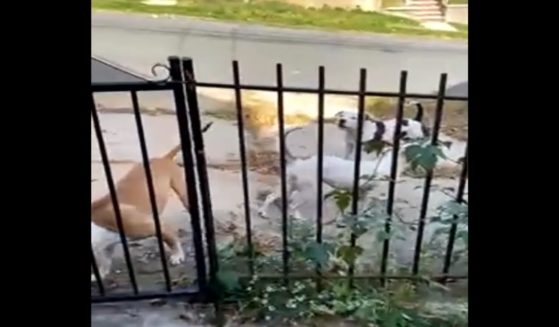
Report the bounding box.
[450,23,468,33]
[365,97,468,140]
[448,0,468,4]
[92,0,467,39]
[381,0,406,8]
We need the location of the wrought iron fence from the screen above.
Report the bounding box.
[90,56,468,304]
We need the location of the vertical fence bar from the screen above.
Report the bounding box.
[276,63,289,286]
[130,90,173,292]
[316,66,325,290]
[91,93,139,294]
[232,61,255,276]
[91,247,106,296]
[412,73,448,275]
[380,71,408,286]
[349,68,367,287]
[168,57,208,292]
[181,58,220,290]
[441,144,468,283]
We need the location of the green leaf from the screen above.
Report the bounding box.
[354,305,375,322]
[343,215,370,238]
[311,303,335,316]
[404,144,422,162]
[304,242,334,266]
[331,282,351,298]
[382,310,404,327]
[431,145,448,159]
[363,139,386,155]
[337,245,364,265]
[376,229,393,241]
[401,312,413,321]
[216,270,240,292]
[443,201,468,216]
[327,190,352,213]
[415,151,438,171]
[433,227,450,239]
[405,143,449,171]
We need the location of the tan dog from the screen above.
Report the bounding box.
[91,123,212,282]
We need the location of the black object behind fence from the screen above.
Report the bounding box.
[90,56,468,304]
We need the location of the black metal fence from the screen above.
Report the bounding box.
[91,56,468,304]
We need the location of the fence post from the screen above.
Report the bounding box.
[380,70,408,286]
[412,73,448,276]
[168,56,209,294]
[180,58,220,296]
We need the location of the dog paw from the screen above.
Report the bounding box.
[170,251,185,265]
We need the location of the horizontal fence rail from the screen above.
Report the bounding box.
[92,81,468,101]
[90,56,468,304]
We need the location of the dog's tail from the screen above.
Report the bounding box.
[409,101,424,122]
[163,121,215,159]
[283,126,310,163]
[163,144,183,160]
[407,101,430,137]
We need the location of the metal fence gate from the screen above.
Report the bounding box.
[91,56,468,304]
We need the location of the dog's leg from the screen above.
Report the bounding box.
[92,246,111,282]
[344,137,355,159]
[92,242,119,282]
[164,167,197,264]
[115,205,185,266]
[170,166,190,211]
[258,188,281,219]
[91,223,120,281]
[167,238,185,266]
[288,191,306,220]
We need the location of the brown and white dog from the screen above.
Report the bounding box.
[91,123,213,282]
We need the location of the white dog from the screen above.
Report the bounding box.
[334,101,430,159]
[257,128,407,220]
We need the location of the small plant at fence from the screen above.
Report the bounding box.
[215,137,468,326]
[425,200,468,268]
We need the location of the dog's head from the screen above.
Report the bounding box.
[335,110,390,144]
[334,108,430,144]
[334,110,374,131]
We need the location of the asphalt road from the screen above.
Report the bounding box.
[92,12,467,95]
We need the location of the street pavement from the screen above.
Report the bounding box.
[92,12,467,94]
